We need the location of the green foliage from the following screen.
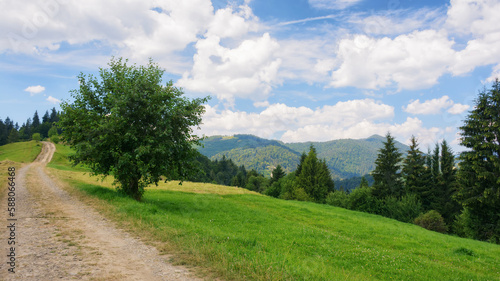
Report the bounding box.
[51,135,60,144]
[414,210,448,234]
[456,79,500,243]
[31,133,41,142]
[402,136,426,197]
[348,186,379,213]
[325,191,348,208]
[372,132,403,199]
[381,194,423,223]
[59,57,208,200]
[270,164,286,184]
[48,125,58,138]
[296,145,334,203]
[7,128,19,143]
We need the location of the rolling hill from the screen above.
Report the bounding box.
[198,134,410,179]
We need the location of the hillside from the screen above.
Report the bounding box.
[199,134,410,179]
[42,142,500,281]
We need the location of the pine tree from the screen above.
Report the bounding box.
[456,79,500,243]
[402,136,426,198]
[420,149,436,211]
[372,132,403,199]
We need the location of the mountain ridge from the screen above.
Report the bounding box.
[198,134,410,179]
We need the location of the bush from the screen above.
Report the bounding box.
[382,194,422,223]
[348,186,379,213]
[51,135,60,144]
[326,191,348,208]
[32,133,41,142]
[414,210,448,233]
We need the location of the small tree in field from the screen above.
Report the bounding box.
[59,58,209,201]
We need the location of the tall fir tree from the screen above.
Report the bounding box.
[456,80,500,243]
[296,145,333,202]
[32,111,40,134]
[270,165,286,184]
[402,136,426,198]
[372,132,403,199]
[438,140,460,226]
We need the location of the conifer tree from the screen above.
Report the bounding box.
[402,136,426,198]
[438,140,460,226]
[456,79,500,242]
[372,132,403,199]
[296,145,333,202]
[32,111,40,133]
[270,165,286,184]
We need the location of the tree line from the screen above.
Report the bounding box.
[0,107,61,145]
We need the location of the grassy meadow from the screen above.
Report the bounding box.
[2,141,499,280]
[0,141,42,163]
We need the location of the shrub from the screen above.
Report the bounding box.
[348,186,379,213]
[51,135,60,144]
[326,191,348,208]
[32,133,41,142]
[382,194,422,223]
[414,210,448,233]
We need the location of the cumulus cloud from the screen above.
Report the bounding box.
[24,85,45,95]
[309,0,363,10]
[46,96,61,104]
[177,33,281,105]
[403,96,470,115]
[329,30,455,90]
[447,103,470,115]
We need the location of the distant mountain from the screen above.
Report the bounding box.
[198,134,410,179]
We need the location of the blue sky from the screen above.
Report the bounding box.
[1,0,500,152]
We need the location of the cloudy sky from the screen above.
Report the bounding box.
[1,0,499,152]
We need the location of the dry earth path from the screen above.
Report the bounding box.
[0,142,203,280]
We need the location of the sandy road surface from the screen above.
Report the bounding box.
[0,142,203,280]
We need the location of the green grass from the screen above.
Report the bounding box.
[0,141,42,163]
[51,170,500,281]
[47,143,90,172]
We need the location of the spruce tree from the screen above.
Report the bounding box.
[402,136,426,198]
[32,111,40,133]
[296,145,333,202]
[456,80,500,242]
[372,132,403,199]
[270,165,286,184]
[438,140,460,226]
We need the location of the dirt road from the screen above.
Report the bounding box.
[1,142,203,280]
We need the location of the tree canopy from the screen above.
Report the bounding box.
[59,58,209,200]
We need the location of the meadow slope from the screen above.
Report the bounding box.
[45,142,500,280]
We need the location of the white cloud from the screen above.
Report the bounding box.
[447,103,470,115]
[403,95,470,115]
[329,30,456,90]
[24,85,45,95]
[177,33,281,105]
[404,96,454,115]
[199,99,396,141]
[46,96,61,104]
[309,0,363,10]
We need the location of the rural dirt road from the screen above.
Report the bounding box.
[1,142,203,280]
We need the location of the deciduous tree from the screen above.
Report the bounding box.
[59,58,209,201]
